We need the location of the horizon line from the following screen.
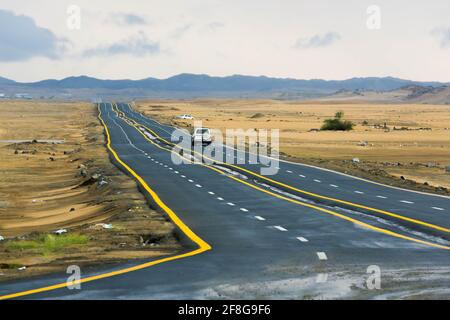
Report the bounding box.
[1,73,449,85]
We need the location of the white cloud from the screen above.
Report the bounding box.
[170,23,194,39]
[107,13,149,26]
[0,10,68,61]
[205,21,225,31]
[293,32,341,49]
[431,27,450,48]
[82,31,160,57]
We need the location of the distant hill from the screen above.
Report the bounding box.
[17,74,448,91]
[318,85,450,104]
[0,76,15,85]
[404,85,450,104]
[0,73,448,100]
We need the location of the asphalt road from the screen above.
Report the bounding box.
[117,103,450,235]
[1,102,449,300]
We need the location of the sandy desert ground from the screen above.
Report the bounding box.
[0,100,180,281]
[135,99,450,194]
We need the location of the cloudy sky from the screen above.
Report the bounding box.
[0,0,449,82]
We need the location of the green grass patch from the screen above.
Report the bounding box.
[6,233,88,255]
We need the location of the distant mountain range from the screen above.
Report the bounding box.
[0,76,15,85]
[0,74,448,101]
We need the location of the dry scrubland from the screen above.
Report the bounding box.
[0,101,180,281]
[136,100,450,194]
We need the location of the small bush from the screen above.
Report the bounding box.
[250,113,264,119]
[321,112,355,131]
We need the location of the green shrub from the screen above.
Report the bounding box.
[321,111,355,131]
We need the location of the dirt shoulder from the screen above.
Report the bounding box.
[0,100,181,282]
[133,99,450,196]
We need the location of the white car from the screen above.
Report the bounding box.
[176,114,194,120]
[192,127,212,146]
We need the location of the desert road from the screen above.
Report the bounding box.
[1,102,450,299]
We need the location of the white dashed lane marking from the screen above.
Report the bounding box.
[255,216,266,221]
[195,184,202,188]
[400,200,414,204]
[217,197,224,201]
[181,175,186,178]
[273,226,288,232]
[329,184,339,188]
[299,174,306,178]
[314,179,321,183]
[286,170,293,173]
[208,191,215,195]
[316,252,328,260]
[188,179,194,183]
[296,236,308,242]
[376,195,387,199]
[240,208,249,212]
[432,207,445,211]
[227,202,235,206]
[354,191,364,194]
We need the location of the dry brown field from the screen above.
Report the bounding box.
[0,100,180,281]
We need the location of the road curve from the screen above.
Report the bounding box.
[0,102,449,300]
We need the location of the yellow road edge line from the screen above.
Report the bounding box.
[119,104,450,234]
[0,103,211,300]
[115,104,450,250]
